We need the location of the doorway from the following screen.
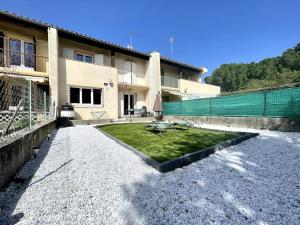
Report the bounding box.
[124,93,135,115]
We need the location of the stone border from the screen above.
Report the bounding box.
[164,116,300,132]
[0,120,56,188]
[97,124,258,173]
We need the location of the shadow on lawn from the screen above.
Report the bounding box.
[0,129,70,225]
[120,131,300,225]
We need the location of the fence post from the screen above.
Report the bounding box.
[43,91,47,122]
[28,79,32,129]
[263,91,267,117]
[179,100,182,116]
[209,98,212,116]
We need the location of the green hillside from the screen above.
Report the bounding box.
[205,43,300,92]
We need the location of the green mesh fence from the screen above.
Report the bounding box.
[163,87,300,118]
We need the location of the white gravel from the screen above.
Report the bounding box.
[0,124,299,225]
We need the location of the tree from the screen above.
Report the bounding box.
[206,43,300,92]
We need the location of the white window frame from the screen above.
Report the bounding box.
[69,86,103,107]
[75,53,94,64]
[9,38,35,70]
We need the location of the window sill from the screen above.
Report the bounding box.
[70,104,103,108]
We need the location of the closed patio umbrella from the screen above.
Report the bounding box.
[153,92,163,120]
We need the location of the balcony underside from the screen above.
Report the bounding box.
[0,67,49,80]
[118,82,149,91]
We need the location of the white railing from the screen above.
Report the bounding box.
[161,76,179,88]
[118,70,146,86]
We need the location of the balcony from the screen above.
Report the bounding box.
[0,48,48,76]
[161,76,179,89]
[118,70,146,87]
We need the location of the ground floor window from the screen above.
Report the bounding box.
[69,87,102,105]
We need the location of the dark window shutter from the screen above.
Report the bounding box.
[0,31,4,67]
[33,36,37,70]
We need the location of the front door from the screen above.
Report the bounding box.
[124,94,134,115]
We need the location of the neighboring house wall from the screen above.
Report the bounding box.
[0,21,48,75]
[180,79,220,99]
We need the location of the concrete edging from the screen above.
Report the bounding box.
[97,124,258,173]
[164,116,300,132]
[0,120,56,188]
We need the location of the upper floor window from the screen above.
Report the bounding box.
[9,39,21,66]
[75,53,94,63]
[9,39,35,69]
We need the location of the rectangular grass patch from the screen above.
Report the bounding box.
[99,123,243,163]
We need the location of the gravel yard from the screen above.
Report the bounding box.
[0,124,299,225]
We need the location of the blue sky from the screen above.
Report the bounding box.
[1,0,299,81]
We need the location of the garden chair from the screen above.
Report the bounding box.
[145,121,174,135]
[172,118,199,129]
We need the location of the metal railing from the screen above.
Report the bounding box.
[0,48,48,73]
[0,75,54,137]
[118,70,146,86]
[161,76,179,88]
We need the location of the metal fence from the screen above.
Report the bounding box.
[163,86,300,118]
[0,75,53,137]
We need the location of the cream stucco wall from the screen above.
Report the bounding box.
[59,38,111,66]
[180,79,220,97]
[146,52,161,111]
[58,58,118,119]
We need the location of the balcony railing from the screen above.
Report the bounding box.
[0,48,48,73]
[118,70,146,86]
[161,76,179,88]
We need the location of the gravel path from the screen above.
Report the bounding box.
[0,125,299,225]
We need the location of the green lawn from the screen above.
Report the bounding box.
[99,123,241,163]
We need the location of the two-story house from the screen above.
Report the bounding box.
[0,11,220,120]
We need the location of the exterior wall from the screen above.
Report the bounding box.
[146,52,161,111]
[179,79,220,98]
[115,52,147,86]
[59,38,111,66]
[58,58,118,119]
[161,63,200,82]
[48,27,59,115]
[0,21,48,75]
[115,53,146,75]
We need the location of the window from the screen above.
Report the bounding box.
[9,39,36,68]
[70,87,80,103]
[75,53,94,63]
[82,88,91,104]
[24,42,35,68]
[69,87,102,105]
[75,54,84,62]
[85,55,93,63]
[182,74,188,80]
[9,39,21,66]
[93,89,102,105]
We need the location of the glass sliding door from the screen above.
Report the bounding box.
[123,93,135,116]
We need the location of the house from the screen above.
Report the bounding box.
[0,10,220,120]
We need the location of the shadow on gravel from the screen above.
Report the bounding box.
[0,130,58,225]
[120,133,300,225]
